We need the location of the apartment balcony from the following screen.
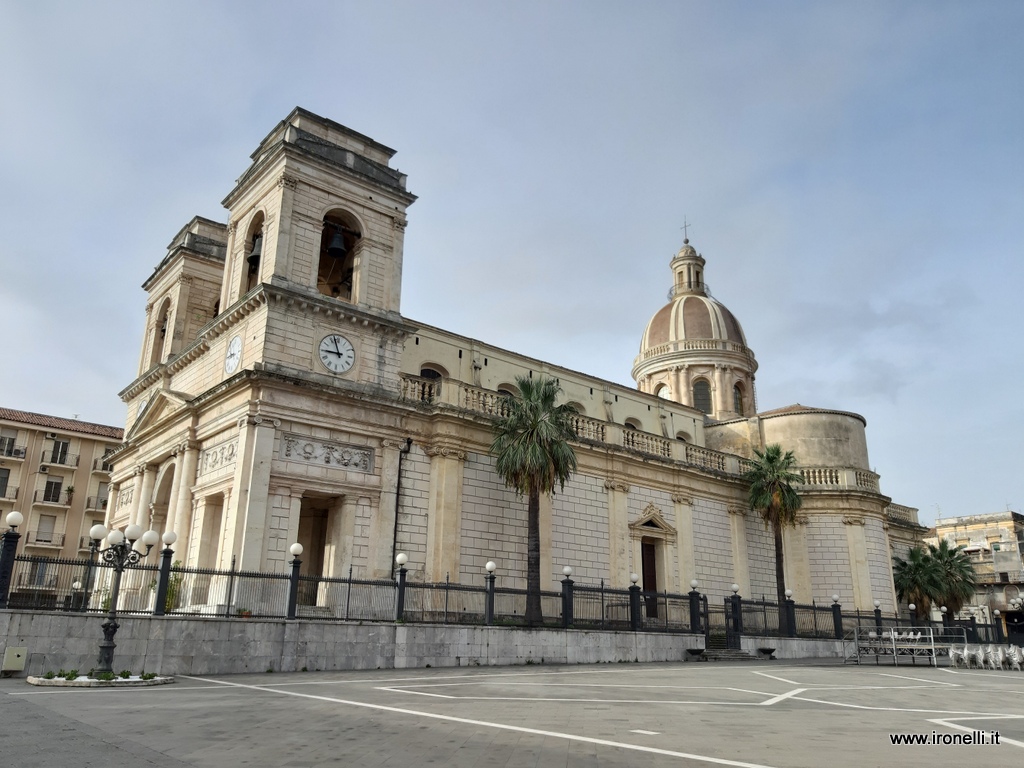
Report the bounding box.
[25,531,65,548]
[92,458,114,473]
[33,490,70,507]
[976,571,1024,585]
[85,496,109,511]
[0,486,18,501]
[0,443,27,460]
[15,572,58,589]
[39,451,79,468]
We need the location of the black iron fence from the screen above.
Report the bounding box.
[0,545,1007,646]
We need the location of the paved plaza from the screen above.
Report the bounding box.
[2,660,1024,767]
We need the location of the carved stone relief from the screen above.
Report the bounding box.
[199,439,238,476]
[282,434,373,472]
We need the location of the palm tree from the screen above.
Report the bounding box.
[892,545,942,620]
[927,539,977,616]
[743,444,803,615]
[491,375,578,625]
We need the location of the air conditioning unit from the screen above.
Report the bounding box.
[12,448,25,458]
[39,466,48,474]
[45,433,57,440]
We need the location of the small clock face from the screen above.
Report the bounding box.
[318,334,355,373]
[224,335,242,374]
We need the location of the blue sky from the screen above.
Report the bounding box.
[1,1,1021,527]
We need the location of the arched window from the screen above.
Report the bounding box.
[419,364,447,380]
[244,215,264,294]
[149,298,172,368]
[733,384,743,415]
[318,211,361,302]
[624,418,642,430]
[566,402,585,416]
[676,431,691,443]
[693,379,712,415]
[655,384,672,400]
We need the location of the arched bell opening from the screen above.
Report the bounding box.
[148,297,172,369]
[318,211,361,302]
[244,214,265,294]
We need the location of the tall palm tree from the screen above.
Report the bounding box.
[743,444,803,615]
[927,539,977,616]
[892,545,942,620]
[491,375,578,625]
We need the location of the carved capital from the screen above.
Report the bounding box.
[177,274,193,285]
[424,445,466,461]
[278,173,298,189]
[603,480,630,493]
[727,506,747,517]
[671,493,692,505]
[382,438,409,450]
[392,216,408,230]
[794,515,811,526]
[842,515,866,526]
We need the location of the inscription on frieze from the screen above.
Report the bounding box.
[282,434,373,472]
[199,439,238,476]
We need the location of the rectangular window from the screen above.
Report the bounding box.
[36,514,56,543]
[43,479,62,503]
[50,439,70,465]
[0,428,17,456]
[0,468,8,498]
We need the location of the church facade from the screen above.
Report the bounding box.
[107,108,923,611]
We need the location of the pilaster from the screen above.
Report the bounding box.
[605,480,630,586]
[783,515,812,603]
[727,506,751,596]
[368,439,403,578]
[843,515,874,610]
[672,493,696,588]
[424,444,466,582]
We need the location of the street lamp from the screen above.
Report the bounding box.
[89,524,161,673]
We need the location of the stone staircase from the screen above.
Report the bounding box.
[701,648,759,662]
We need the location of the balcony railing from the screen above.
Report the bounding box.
[885,503,920,525]
[85,496,109,511]
[33,489,70,506]
[93,458,115,473]
[25,531,65,547]
[40,451,79,468]
[0,486,18,501]
[16,572,59,589]
[976,571,1024,585]
[0,443,27,459]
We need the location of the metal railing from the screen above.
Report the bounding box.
[40,451,79,467]
[25,531,65,547]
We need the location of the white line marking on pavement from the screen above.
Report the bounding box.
[180,675,780,768]
[751,671,801,685]
[880,673,958,686]
[630,729,660,735]
[927,716,1024,749]
[759,688,806,706]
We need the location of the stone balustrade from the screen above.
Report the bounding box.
[884,503,921,525]
[396,374,885,490]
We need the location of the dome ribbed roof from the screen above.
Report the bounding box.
[641,294,748,351]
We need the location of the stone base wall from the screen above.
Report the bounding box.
[0,611,839,676]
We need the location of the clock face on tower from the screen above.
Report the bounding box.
[224,335,242,374]
[318,334,355,374]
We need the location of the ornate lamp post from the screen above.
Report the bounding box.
[88,523,160,673]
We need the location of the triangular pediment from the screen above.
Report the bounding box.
[629,502,676,537]
[125,389,192,442]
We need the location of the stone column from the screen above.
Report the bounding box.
[424,445,466,582]
[605,480,630,587]
[229,416,279,571]
[170,439,200,561]
[132,465,157,528]
[672,494,696,587]
[713,365,730,417]
[273,174,297,281]
[124,466,143,528]
[728,506,751,597]
[368,440,403,579]
[844,515,874,610]
[163,450,182,535]
[782,515,813,603]
[672,367,683,404]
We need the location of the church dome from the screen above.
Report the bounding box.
[632,238,758,420]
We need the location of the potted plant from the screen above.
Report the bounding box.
[64,486,75,503]
[237,608,252,618]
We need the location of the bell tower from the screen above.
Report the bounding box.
[218,108,417,317]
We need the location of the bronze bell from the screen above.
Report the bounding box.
[246,233,263,268]
[327,230,347,259]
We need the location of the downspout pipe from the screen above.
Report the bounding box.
[391,438,413,576]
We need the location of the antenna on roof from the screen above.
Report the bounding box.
[73,414,79,420]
